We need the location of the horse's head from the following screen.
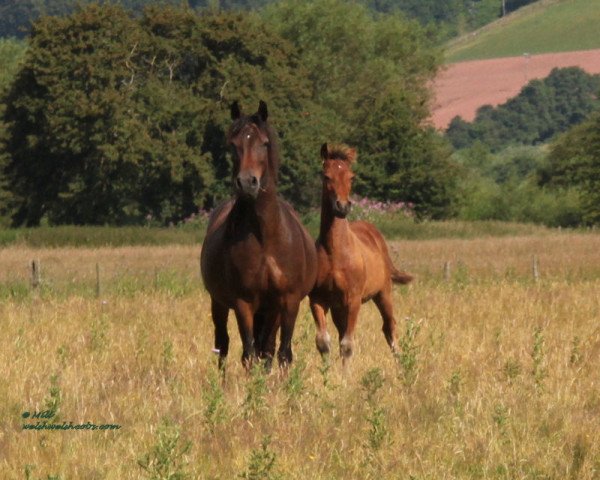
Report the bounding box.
[320,143,356,218]
[228,100,278,199]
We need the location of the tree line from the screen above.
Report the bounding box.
[447,67,600,152]
[0,1,456,226]
[449,68,600,227]
[0,0,541,41]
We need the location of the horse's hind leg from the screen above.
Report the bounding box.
[211,298,230,370]
[373,286,397,353]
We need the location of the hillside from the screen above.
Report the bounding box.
[446,0,600,63]
[431,49,600,129]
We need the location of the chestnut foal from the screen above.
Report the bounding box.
[310,143,413,362]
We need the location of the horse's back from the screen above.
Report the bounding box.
[350,221,389,258]
[350,221,394,295]
[205,199,235,237]
[200,199,235,301]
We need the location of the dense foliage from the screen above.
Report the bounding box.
[447,67,600,152]
[1,5,331,225]
[543,112,600,225]
[0,0,542,40]
[0,38,25,91]
[266,0,457,219]
[453,144,585,227]
[1,2,453,226]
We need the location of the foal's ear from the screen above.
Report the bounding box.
[347,147,357,164]
[230,101,241,120]
[320,143,328,160]
[258,100,268,122]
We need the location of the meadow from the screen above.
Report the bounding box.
[1,231,599,479]
[446,0,600,62]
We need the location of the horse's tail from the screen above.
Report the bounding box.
[391,266,414,284]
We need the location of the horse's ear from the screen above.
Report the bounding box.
[231,101,241,120]
[320,143,328,161]
[347,147,357,164]
[258,100,268,122]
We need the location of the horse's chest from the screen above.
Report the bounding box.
[229,243,288,292]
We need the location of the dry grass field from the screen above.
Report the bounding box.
[1,232,599,479]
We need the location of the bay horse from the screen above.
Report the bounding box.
[310,143,413,362]
[200,101,317,370]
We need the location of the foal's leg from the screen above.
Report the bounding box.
[211,298,229,371]
[310,297,331,355]
[373,284,398,353]
[334,298,360,363]
[234,299,257,369]
[277,295,300,367]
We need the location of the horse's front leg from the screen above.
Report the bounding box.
[211,298,230,371]
[310,295,331,356]
[256,310,279,372]
[277,295,301,367]
[234,299,257,369]
[337,297,361,365]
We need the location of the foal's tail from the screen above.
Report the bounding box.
[391,266,414,285]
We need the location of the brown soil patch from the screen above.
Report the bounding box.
[431,49,600,130]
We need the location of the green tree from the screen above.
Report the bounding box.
[1,4,324,225]
[266,0,457,218]
[545,113,600,225]
[447,67,600,152]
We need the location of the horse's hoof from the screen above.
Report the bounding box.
[340,338,353,359]
[316,332,331,355]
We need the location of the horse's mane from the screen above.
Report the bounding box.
[324,144,357,164]
[228,114,280,182]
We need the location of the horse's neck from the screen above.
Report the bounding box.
[319,203,352,253]
[255,186,281,237]
[233,183,280,241]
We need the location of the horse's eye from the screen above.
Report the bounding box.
[322,174,331,181]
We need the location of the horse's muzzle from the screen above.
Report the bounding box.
[236,173,260,198]
[333,199,352,218]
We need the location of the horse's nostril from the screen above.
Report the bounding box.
[236,177,243,190]
[250,176,258,187]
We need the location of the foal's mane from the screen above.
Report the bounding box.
[228,113,281,182]
[323,143,357,164]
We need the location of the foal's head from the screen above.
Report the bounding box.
[228,100,278,199]
[320,143,357,218]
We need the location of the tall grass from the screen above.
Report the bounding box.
[0,225,205,248]
[0,217,560,249]
[1,233,599,478]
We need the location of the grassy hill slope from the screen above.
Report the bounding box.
[446,0,600,63]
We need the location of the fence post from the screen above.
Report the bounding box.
[532,255,540,282]
[31,260,41,289]
[95,263,102,298]
[443,261,451,282]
